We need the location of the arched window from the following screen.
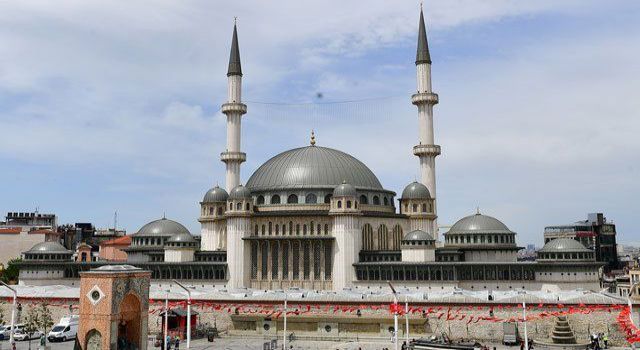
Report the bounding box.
[422,203,427,212]
[324,224,329,235]
[236,202,242,210]
[360,195,368,204]
[296,224,300,235]
[412,204,418,212]
[257,195,265,205]
[287,194,298,204]
[378,224,389,250]
[324,194,332,203]
[229,203,232,210]
[305,193,317,204]
[254,225,259,235]
[271,195,281,204]
[362,224,374,250]
[337,201,342,208]
[373,196,380,205]
[392,224,403,250]
[209,207,214,215]
[217,207,223,215]
[347,201,352,208]
[245,203,250,211]
[383,197,389,206]
[303,224,307,235]
[261,225,266,235]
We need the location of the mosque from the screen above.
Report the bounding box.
[18,9,602,292]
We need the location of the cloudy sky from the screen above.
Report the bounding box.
[1,0,639,246]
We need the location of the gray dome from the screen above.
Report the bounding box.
[27,241,70,253]
[403,229,434,241]
[333,182,357,197]
[246,146,383,192]
[229,184,252,200]
[447,213,513,234]
[134,218,191,238]
[167,232,197,244]
[93,265,141,271]
[203,186,229,203]
[540,238,590,253]
[401,182,431,199]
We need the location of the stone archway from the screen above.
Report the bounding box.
[86,329,102,350]
[117,293,142,348]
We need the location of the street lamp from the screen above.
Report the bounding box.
[283,293,288,350]
[164,289,170,350]
[0,281,17,346]
[387,281,399,350]
[518,291,528,350]
[173,280,192,349]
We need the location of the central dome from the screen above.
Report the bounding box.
[246,146,383,192]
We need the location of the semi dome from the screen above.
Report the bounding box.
[333,182,357,197]
[401,182,431,199]
[203,186,229,203]
[447,212,514,234]
[167,232,197,244]
[27,241,70,253]
[246,146,383,192]
[134,218,191,238]
[540,238,590,253]
[403,229,434,241]
[229,184,252,200]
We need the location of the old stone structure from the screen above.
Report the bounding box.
[77,265,151,350]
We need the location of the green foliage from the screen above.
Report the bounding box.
[24,306,40,335]
[37,303,54,334]
[1,258,22,283]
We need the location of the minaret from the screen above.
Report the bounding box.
[221,21,247,192]
[412,8,440,237]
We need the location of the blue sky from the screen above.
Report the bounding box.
[1,1,639,246]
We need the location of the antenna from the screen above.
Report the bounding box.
[114,211,118,230]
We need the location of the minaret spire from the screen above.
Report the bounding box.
[416,8,432,65]
[227,21,242,77]
[221,20,247,191]
[412,6,440,239]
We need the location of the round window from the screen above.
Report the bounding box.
[263,324,270,331]
[388,326,395,333]
[324,325,332,333]
[91,290,101,301]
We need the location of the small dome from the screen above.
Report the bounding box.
[401,182,431,200]
[134,218,191,238]
[403,230,434,241]
[539,238,590,253]
[333,182,357,197]
[167,232,197,244]
[229,184,252,200]
[447,213,513,234]
[27,241,70,253]
[203,186,229,203]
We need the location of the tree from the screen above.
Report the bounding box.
[1,258,22,284]
[37,303,54,336]
[24,306,40,350]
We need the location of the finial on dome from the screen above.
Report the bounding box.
[162,211,166,219]
[476,206,480,215]
[310,130,316,146]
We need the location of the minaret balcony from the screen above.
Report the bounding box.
[221,102,247,115]
[220,151,247,163]
[413,144,441,157]
[411,92,439,106]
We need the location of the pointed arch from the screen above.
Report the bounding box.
[362,223,374,250]
[378,224,389,250]
[392,224,403,250]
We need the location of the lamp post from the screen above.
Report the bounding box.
[173,280,192,348]
[283,294,288,350]
[0,281,17,346]
[387,281,399,350]
[164,290,169,350]
[405,295,410,345]
[522,301,529,350]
